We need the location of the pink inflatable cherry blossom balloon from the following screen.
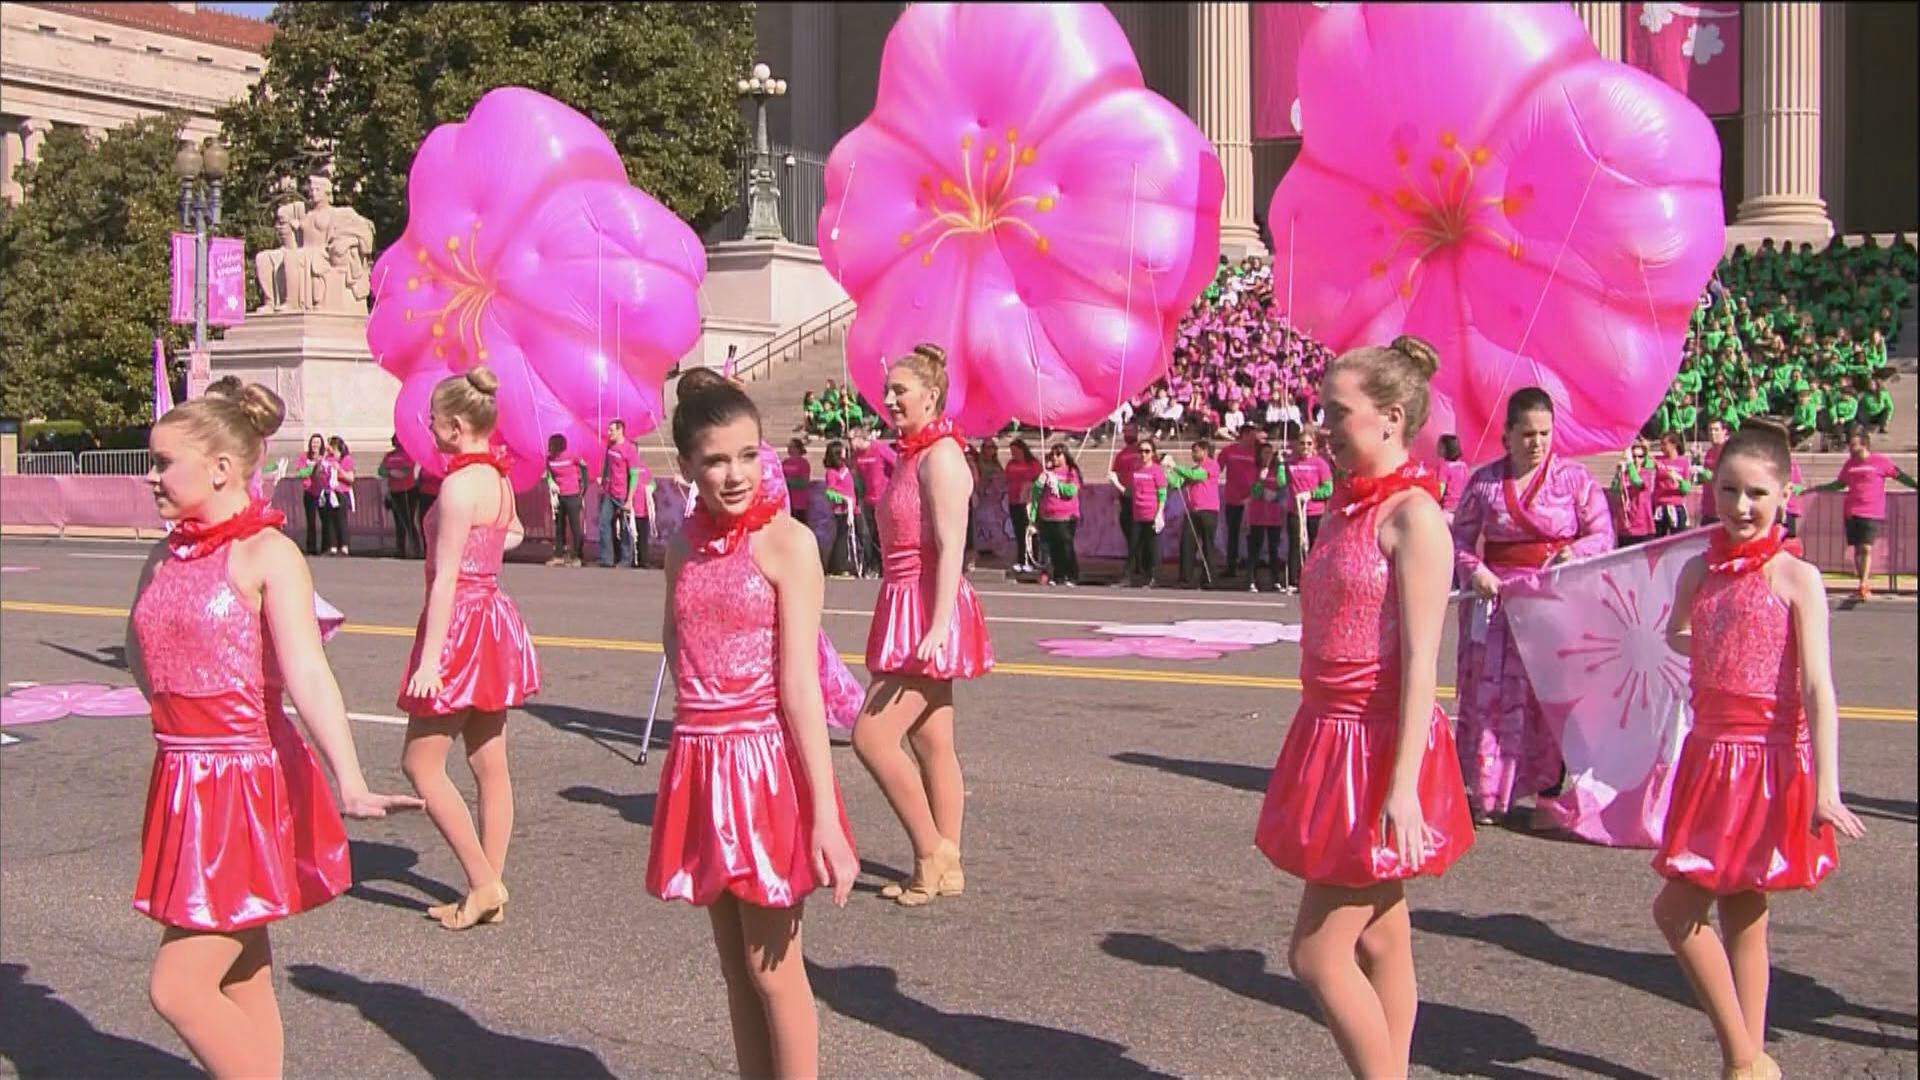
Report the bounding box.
[368,87,706,490]
[1268,3,1725,463]
[819,3,1223,436]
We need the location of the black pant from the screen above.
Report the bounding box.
[859,504,882,575]
[1248,525,1284,587]
[1010,502,1033,565]
[388,489,420,557]
[1118,499,1134,549]
[303,493,322,555]
[1127,519,1159,585]
[1653,505,1689,536]
[554,494,584,560]
[630,516,651,569]
[320,500,346,552]
[1180,509,1217,585]
[1039,518,1079,584]
[1223,503,1247,575]
[1286,513,1322,588]
[828,513,856,575]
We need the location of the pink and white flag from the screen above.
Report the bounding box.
[1251,3,1330,139]
[1498,529,1710,848]
[1625,3,1742,118]
[153,338,175,421]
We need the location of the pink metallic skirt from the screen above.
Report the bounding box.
[397,578,541,717]
[864,555,993,681]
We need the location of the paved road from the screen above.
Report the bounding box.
[2,538,1914,1079]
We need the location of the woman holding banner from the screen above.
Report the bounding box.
[1450,388,1615,826]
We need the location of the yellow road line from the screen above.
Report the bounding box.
[6,599,1912,722]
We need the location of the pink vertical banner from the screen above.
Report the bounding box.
[186,347,212,400]
[168,232,195,325]
[1625,3,1742,117]
[153,338,175,420]
[1251,3,1328,139]
[208,237,247,327]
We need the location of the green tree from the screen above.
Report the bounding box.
[0,116,194,429]
[219,2,754,278]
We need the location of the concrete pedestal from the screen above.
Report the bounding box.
[206,311,399,462]
[693,240,849,369]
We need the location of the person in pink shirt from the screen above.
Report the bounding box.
[1110,423,1145,544]
[292,434,327,555]
[1002,439,1043,573]
[1219,427,1261,578]
[598,420,637,568]
[1612,439,1657,547]
[544,433,588,566]
[321,436,356,556]
[1167,438,1222,587]
[1696,419,1730,526]
[1652,432,1696,536]
[1436,434,1470,520]
[821,441,860,576]
[782,438,813,527]
[1284,428,1334,589]
[1816,426,1919,599]
[1032,443,1083,586]
[1113,436,1168,587]
[850,426,897,579]
[381,437,421,559]
[628,456,656,570]
[1246,441,1288,592]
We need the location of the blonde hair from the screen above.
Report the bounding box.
[888,342,950,409]
[1327,334,1439,439]
[430,366,500,434]
[155,382,285,473]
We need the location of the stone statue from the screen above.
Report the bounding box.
[251,174,376,315]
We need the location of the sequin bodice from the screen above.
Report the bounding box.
[878,452,924,552]
[421,477,510,586]
[673,540,779,725]
[1691,567,1801,719]
[133,547,266,700]
[1301,501,1398,665]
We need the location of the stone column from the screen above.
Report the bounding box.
[1189,2,1264,258]
[1732,3,1832,242]
[21,117,51,165]
[1572,2,1623,61]
[2,128,23,205]
[1819,3,1846,233]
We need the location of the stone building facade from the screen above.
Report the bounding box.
[0,1,271,203]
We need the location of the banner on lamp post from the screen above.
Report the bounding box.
[186,347,213,400]
[169,233,195,325]
[169,233,248,327]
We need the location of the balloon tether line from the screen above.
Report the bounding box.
[1467,157,1603,459]
[1108,162,1141,469]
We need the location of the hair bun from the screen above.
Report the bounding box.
[464,365,500,396]
[237,383,286,440]
[1741,416,1792,446]
[911,342,948,371]
[677,367,730,399]
[1390,335,1440,380]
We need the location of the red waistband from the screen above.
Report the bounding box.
[149,693,270,751]
[1688,693,1806,745]
[1299,656,1401,724]
[672,705,784,737]
[1484,539,1567,570]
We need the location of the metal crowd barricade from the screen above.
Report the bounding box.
[14,451,77,475]
[77,449,153,476]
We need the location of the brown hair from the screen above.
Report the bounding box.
[430,366,500,434]
[154,382,285,474]
[672,366,760,456]
[889,342,950,409]
[1326,334,1439,438]
[1718,417,1793,483]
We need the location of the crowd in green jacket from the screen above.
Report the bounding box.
[800,381,884,438]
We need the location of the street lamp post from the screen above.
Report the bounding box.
[736,62,788,242]
[173,136,228,352]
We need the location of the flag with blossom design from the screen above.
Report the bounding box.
[1499,529,1710,848]
[1626,3,1742,117]
[1251,3,1331,139]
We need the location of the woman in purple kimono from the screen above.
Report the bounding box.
[1451,388,1615,825]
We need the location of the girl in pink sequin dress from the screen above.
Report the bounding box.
[1653,421,1865,1080]
[1254,337,1473,1079]
[131,384,419,1077]
[652,370,858,1079]
[852,344,993,908]
[397,368,542,931]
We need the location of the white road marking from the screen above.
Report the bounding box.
[287,706,410,727]
[968,587,1287,610]
[69,553,152,561]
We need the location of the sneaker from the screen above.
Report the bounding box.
[545,556,566,567]
[1064,580,1078,588]
[1248,581,1259,593]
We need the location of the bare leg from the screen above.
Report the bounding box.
[1856,545,1873,596]
[905,681,964,851]
[150,927,281,1078]
[737,900,818,1080]
[1354,885,1417,1072]
[403,713,497,891]
[852,677,943,859]
[1654,880,1759,1070]
[1289,883,1401,1078]
[464,709,513,878]
[708,897,773,1079]
[1718,892,1773,1056]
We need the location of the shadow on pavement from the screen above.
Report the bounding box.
[0,962,196,1078]
[808,961,1175,1079]
[1842,791,1917,825]
[288,964,616,1078]
[1111,751,1269,794]
[854,857,907,897]
[522,702,660,765]
[558,784,656,827]
[1100,932,1658,1080]
[345,839,460,915]
[37,641,129,673]
[1413,911,1919,1050]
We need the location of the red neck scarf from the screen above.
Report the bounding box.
[899,416,965,458]
[446,450,509,475]
[1337,461,1441,518]
[688,487,783,557]
[1707,524,1800,576]
[167,500,286,560]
